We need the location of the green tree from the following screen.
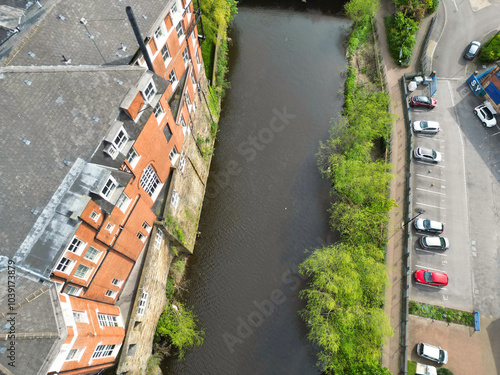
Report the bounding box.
[344,0,380,23]
[437,369,454,375]
[478,33,500,63]
[299,244,392,374]
[155,303,204,359]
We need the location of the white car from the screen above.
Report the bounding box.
[419,236,449,250]
[413,147,442,163]
[474,104,497,127]
[417,342,448,364]
[413,121,440,134]
[414,218,444,234]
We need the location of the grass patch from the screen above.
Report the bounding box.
[409,301,474,326]
[407,360,417,375]
[165,214,185,245]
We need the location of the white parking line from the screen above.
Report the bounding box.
[415,202,446,210]
[415,161,445,167]
[416,188,446,195]
[416,265,447,273]
[491,131,500,136]
[415,248,447,256]
[416,174,446,181]
[415,134,439,138]
[416,283,448,291]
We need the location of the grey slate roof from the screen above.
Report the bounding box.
[1,0,175,66]
[0,64,150,259]
[0,268,66,375]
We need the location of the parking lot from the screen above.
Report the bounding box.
[409,75,500,315]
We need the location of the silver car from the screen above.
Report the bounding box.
[413,121,440,134]
[419,236,449,250]
[414,218,444,234]
[413,147,442,163]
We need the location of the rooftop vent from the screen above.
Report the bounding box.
[58,14,66,20]
[30,208,39,215]
[88,34,95,40]
[24,79,32,86]
[22,138,31,145]
[63,159,72,166]
[116,80,123,85]
[120,43,127,51]
[142,14,147,19]
[27,51,35,58]
[80,18,87,25]
[92,116,100,122]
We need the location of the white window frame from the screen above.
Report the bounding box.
[169,146,179,162]
[140,165,161,197]
[105,223,115,233]
[191,29,196,43]
[142,222,152,233]
[153,101,165,122]
[116,192,132,213]
[65,348,85,361]
[180,116,188,134]
[90,210,100,222]
[56,257,75,274]
[84,247,102,263]
[154,231,163,249]
[137,232,146,242]
[65,285,82,296]
[195,50,200,65]
[190,70,196,87]
[91,344,116,359]
[73,311,89,324]
[161,44,171,64]
[170,2,178,15]
[98,313,119,327]
[171,190,179,209]
[111,278,123,287]
[74,264,92,280]
[182,48,189,65]
[176,22,184,40]
[66,237,86,255]
[137,292,149,315]
[126,147,140,169]
[169,69,178,90]
[143,80,157,103]
[101,176,118,200]
[179,154,186,173]
[112,127,129,151]
[105,290,117,298]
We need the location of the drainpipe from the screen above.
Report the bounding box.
[126,6,155,73]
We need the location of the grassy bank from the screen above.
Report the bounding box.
[298,0,396,373]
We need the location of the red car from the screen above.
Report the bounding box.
[410,96,437,108]
[414,269,448,287]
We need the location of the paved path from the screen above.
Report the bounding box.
[376,0,443,373]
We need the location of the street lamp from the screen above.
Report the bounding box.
[407,209,424,224]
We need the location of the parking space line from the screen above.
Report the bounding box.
[491,131,500,136]
[416,265,447,272]
[416,284,448,291]
[416,174,446,181]
[415,202,446,209]
[415,248,447,256]
[415,161,445,167]
[416,188,446,195]
[416,163,445,168]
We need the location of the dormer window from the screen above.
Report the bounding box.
[101,177,117,200]
[154,26,163,40]
[171,2,178,14]
[113,128,129,150]
[143,80,156,103]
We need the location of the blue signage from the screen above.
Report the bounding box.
[467,74,484,96]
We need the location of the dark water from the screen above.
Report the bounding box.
[164,4,350,374]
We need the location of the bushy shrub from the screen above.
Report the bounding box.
[479,34,500,63]
[427,0,439,13]
[437,368,454,375]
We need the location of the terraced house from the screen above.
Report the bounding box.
[0,0,209,374]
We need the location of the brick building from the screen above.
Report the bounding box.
[0,0,209,373]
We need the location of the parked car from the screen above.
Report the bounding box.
[413,147,442,163]
[413,121,440,134]
[417,342,449,364]
[414,269,449,287]
[419,236,449,250]
[464,41,481,60]
[414,218,444,234]
[474,103,497,127]
[410,96,437,108]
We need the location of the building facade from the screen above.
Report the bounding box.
[0,0,209,374]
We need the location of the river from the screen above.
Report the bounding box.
[164,2,350,373]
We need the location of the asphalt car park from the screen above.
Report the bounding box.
[409,81,473,311]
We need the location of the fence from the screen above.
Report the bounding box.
[420,14,438,74]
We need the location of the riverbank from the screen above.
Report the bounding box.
[297,2,396,373]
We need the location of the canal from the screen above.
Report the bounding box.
[164,1,350,373]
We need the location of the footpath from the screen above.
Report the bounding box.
[375,0,446,373]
